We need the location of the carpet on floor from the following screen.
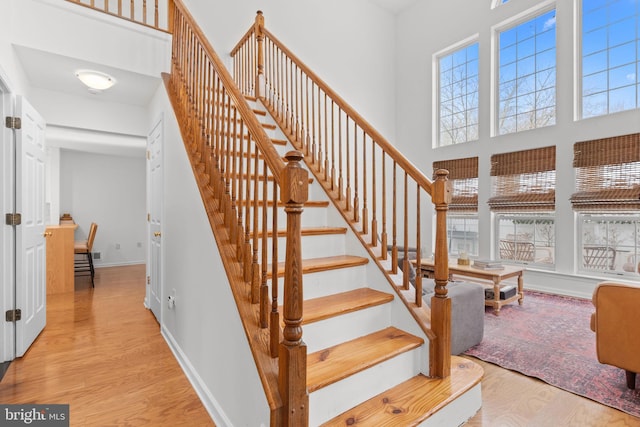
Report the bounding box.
[465,290,640,418]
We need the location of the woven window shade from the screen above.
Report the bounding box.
[488,146,556,211]
[571,133,640,211]
[433,157,478,212]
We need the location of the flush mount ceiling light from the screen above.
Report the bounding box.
[75,69,116,93]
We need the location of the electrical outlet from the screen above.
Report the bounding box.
[167,288,177,309]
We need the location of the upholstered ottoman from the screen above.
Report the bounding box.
[423,280,485,355]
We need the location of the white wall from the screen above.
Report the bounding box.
[149,85,269,426]
[59,150,147,267]
[395,0,640,297]
[182,0,398,143]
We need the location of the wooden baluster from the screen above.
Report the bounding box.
[289,59,294,133]
[104,0,109,12]
[224,96,233,224]
[345,117,351,211]
[311,83,316,165]
[353,124,360,223]
[130,0,134,22]
[260,161,269,328]
[337,109,344,201]
[330,101,336,190]
[392,161,398,274]
[244,132,253,283]
[90,0,95,7]
[431,169,451,379]
[304,75,310,156]
[251,148,260,303]
[167,0,174,34]
[278,49,283,118]
[270,180,279,358]
[415,188,422,306]
[237,120,246,256]
[323,94,329,181]
[381,152,387,260]
[143,0,147,24]
[362,130,368,235]
[403,172,409,290]
[279,151,309,427]
[254,11,265,98]
[155,0,159,28]
[230,108,239,244]
[371,141,377,246]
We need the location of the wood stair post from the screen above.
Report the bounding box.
[279,150,310,426]
[254,11,265,99]
[430,169,452,379]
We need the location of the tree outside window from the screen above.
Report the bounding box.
[497,9,557,135]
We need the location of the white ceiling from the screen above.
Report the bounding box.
[367,0,420,14]
[14,45,161,107]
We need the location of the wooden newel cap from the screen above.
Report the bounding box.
[281,151,308,204]
[433,169,452,205]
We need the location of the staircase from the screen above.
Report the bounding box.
[163,1,483,425]
[242,96,482,426]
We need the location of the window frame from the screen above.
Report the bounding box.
[433,35,480,148]
[494,213,556,268]
[447,214,480,257]
[578,0,640,120]
[490,0,557,136]
[577,213,640,277]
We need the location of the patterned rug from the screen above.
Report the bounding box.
[465,290,640,418]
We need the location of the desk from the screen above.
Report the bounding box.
[45,224,77,294]
[418,258,525,315]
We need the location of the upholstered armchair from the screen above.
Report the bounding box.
[590,281,640,389]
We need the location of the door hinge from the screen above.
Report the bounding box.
[6,309,21,322]
[147,276,151,285]
[5,213,21,226]
[5,116,21,130]
[147,213,150,222]
[147,150,150,160]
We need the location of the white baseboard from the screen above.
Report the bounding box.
[161,326,233,427]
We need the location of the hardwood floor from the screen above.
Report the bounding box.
[463,357,640,426]
[2,265,637,426]
[0,265,214,426]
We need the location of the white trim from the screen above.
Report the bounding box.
[161,326,233,427]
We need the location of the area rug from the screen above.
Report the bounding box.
[465,290,640,418]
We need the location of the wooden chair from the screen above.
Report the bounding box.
[75,222,98,287]
[499,240,535,262]
[583,245,616,270]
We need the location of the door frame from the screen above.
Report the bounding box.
[0,67,15,363]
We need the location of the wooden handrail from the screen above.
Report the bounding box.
[231,12,452,379]
[65,0,170,32]
[167,2,309,424]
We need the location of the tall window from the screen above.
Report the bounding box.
[434,157,479,256]
[489,146,556,266]
[497,8,557,135]
[571,133,640,276]
[582,0,640,118]
[438,43,479,146]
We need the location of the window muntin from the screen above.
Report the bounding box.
[447,215,479,257]
[582,0,640,118]
[497,9,557,135]
[438,43,479,146]
[578,214,640,276]
[496,214,555,266]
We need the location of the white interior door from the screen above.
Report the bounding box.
[15,96,47,357]
[148,117,163,322]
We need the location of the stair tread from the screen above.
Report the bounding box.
[301,288,394,325]
[320,356,483,426]
[267,255,368,278]
[253,108,266,116]
[250,226,347,238]
[262,123,277,130]
[307,326,423,393]
[271,138,287,146]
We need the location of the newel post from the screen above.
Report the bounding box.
[279,151,309,426]
[254,10,265,99]
[430,169,452,378]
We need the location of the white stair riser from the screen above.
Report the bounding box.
[308,347,424,426]
[257,233,346,264]
[303,303,392,354]
[270,264,368,302]
[418,384,482,427]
